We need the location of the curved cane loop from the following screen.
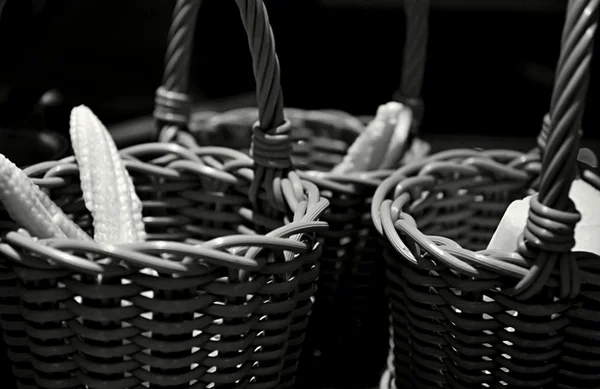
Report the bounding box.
[393,0,430,132]
[158,124,181,144]
[154,0,202,141]
[235,0,291,218]
[516,0,599,299]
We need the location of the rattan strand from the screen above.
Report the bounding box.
[393,0,429,130]
[374,149,600,388]
[0,1,32,380]
[0,259,34,389]
[398,0,429,100]
[194,108,392,386]
[0,142,328,389]
[0,1,329,388]
[154,0,201,128]
[187,40,428,389]
[372,0,600,387]
[153,1,322,385]
[380,1,431,384]
[153,0,430,386]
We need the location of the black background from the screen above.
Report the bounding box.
[0,0,598,141]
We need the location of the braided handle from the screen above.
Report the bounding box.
[515,0,598,299]
[154,0,288,136]
[234,0,292,214]
[154,0,201,133]
[393,0,430,131]
[154,0,291,215]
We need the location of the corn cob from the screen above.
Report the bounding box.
[379,102,413,169]
[0,154,91,240]
[70,105,146,244]
[332,101,412,174]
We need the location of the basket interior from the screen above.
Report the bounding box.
[384,169,535,388]
[384,155,600,388]
[192,110,395,388]
[193,110,361,173]
[409,171,533,251]
[0,154,322,389]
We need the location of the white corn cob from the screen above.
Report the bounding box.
[332,101,412,174]
[35,191,94,241]
[97,111,146,242]
[378,102,413,169]
[70,105,146,244]
[0,154,92,240]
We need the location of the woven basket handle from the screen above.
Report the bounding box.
[393,0,430,134]
[154,0,292,212]
[153,0,201,135]
[515,0,598,299]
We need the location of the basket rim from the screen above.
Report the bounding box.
[190,107,430,194]
[2,142,331,275]
[1,220,325,276]
[370,147,600,293]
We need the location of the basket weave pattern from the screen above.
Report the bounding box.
[190,0,433,380]
[0,142,327,389]
[373,0,600,387]
[0,1,330,388]
[0,259,29,388]
[381,151,543,388]
[377,151,600,388]
[196,108,391,385]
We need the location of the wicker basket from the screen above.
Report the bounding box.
[0,1,329,389]
[372,0,600,388]
[180,1,433,387]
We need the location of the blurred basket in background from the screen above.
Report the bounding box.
[179,1,433,387]
[0,1,329,389]
[372,0,600,387]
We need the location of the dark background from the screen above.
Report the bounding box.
[0,1,598,387]
[0,0,598,142]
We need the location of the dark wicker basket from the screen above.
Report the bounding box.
[194,108,384,388]
[372,0,600,388]
[180,1,432,386]
[0,1,329,389]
